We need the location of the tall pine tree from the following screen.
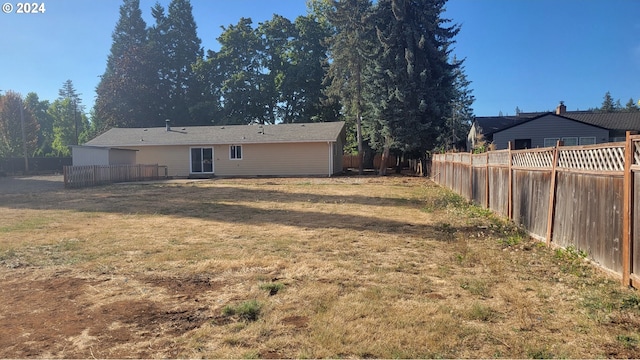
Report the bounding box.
[93,0,155,132]
[324,0,375,174]
[164,0,204,125]
[363,0,458,175]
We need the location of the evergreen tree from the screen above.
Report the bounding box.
[363,0,459,175]
[600,91,616,112]
[324,0,375,174]
[147,2,172,125]
[93,0,155,132]
[0,91,39,158]
[56,80,86,146]
[438,56,474,151]
[625,98,639,112]
[164,0,204,125]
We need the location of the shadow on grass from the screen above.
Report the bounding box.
[0,180,468,239]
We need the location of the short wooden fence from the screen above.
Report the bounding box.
[432,132,640,288]
[63,164,163,189]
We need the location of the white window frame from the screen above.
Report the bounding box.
[579,137,597,145]
[544,138,560,147]
[230,145,242,160]
[190,147,214,174]
[562,137,578,146]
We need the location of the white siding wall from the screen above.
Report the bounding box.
[72,147,109,166]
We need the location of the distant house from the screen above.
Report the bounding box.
[468,102,640,150]
[75,121,346,177]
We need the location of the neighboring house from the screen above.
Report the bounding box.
[76,121,346,177]
[468,102,640,150]
[467,115,527,150]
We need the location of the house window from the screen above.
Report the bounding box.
[544,138,560,147]
[579,137,596,145]
[513,139,531,149]
[562,137,578,146]
[612,137,626,143]
[191,147,213,173]
[230,145,242,160]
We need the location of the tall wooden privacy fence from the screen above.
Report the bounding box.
[64,164,163,189]
[342,154,398,170]
[432,132,640,288]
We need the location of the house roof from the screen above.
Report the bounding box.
[476,111,640,135]
[561,112,640,131]
[85,122,346,147]
[474,116,529,135]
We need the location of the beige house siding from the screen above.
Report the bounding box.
[214,142,334,176]
[108,149,137,165]
[120,145,190,177]
[119,142,340,177]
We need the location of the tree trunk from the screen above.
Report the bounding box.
[379,145,390,176]
[356,61,364,175]
[395,153,403,174]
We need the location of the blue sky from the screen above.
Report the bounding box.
[0,0,638,118]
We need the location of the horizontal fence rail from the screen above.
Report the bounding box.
[432,133,640,288]
[64,164,162,189]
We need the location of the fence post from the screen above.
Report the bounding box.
[623,131,633,286]
[484,152,489,209]
[545,140,562,246]
[469,153,473,202]
[508,141,513,221]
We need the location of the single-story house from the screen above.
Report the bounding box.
[469,102,640,150]
[77,121,346,177]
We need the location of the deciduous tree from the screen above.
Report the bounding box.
[0,91,39,158]
[24,93,54,156]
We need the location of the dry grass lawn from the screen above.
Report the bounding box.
[0,175,639,358]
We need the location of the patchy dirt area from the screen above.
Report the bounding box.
[0,270,221,358]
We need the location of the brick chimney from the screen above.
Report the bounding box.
[555,101,566,115]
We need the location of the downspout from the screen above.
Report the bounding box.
[328,141,333,177]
